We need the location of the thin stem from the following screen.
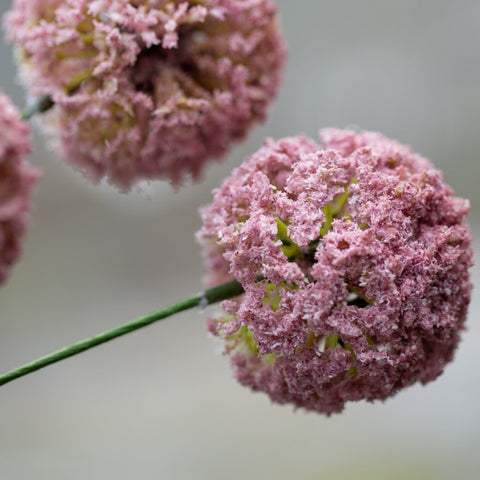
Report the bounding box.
[20,96,54,121]
[0,279,244,387]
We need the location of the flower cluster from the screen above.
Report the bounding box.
[5,0,286,189]
[0,90,40,286]
[198,129,473,415]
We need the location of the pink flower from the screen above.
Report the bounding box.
[0,90,40,286]
[197,129,473,415]
[5,0,286,190]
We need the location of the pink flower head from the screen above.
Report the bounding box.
[0,90,40,285]
[5,0,286,190]
[197,129,473,415]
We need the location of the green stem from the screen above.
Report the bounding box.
[20,95,54,121]
[0,279,244,387]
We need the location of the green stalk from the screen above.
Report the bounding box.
[20,96,54,121]
[0,279,244,387]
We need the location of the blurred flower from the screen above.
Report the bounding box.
[198,129,473,415]
[5,0,286,190]
[0,90,40,285]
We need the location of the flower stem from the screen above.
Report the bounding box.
[0,279,244,387]
[20,96,54,121]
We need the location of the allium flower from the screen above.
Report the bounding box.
[0,90,40,285]
[5,0,286,190]
[197,129,473,415]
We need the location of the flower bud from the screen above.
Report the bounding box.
[198,129,473,414]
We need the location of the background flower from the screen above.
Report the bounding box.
[5,0,286,190]
[0,90,39,286]
[198,129,473,414]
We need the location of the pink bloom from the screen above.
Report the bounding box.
[0,90,40,285]
[5,0,286,190]
[198,129,473,415]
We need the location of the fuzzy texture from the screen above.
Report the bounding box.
[5,0,286,190]
[197,129,473,415]
[0,90,40,285]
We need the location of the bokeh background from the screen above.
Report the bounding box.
[1,1,479,479]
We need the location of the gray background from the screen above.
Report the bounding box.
[0,1,479,479]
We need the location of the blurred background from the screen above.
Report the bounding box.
[0,0,479,479]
